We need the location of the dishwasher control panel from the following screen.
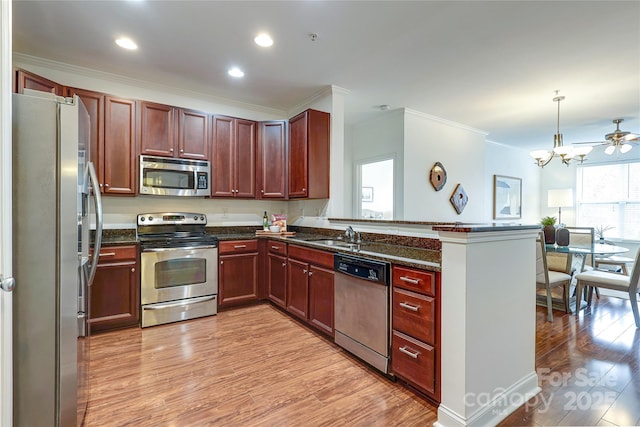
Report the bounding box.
[334,254,389,285]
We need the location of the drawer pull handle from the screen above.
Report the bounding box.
[271,245,280,250]
[400,276,420,285]
[399,302,420,312]
[233,245,247,249]
[399,346,420,359]
[98,252,116,257]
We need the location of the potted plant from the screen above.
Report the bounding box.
[541,216,557,244]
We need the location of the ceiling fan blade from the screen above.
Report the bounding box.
[572,141,606,145]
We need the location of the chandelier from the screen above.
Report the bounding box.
[529,92,592,168]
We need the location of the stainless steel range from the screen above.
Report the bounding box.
[137,212,218,327]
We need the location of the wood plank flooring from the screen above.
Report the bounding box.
[84,296,640,426]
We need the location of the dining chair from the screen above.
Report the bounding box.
[566,227,595,271]
[536,234,572,322]
[574,249,640,328]
[595,255,635,275]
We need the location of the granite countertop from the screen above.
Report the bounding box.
[94,226,441,271]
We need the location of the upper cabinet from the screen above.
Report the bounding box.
[104,96,137,195]
[288,109,330,199]
[139,101,209,160]
[211,115,256,198]
[15,69,64,96]
[257,121,287,199]
[66,87,137,195]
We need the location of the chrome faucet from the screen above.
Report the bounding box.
[345,226,355,242]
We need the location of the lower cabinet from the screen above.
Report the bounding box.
[391,265,441,402]
[89,245,140,333]
[286,245,334,337]
[267,240,288,308]
[218,240,259,309]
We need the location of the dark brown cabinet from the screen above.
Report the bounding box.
[15,69,63,95]
[211,115,257,198]
[104,96,137,195]
[65,87,104,189]
[218,240,259,309]
[267,241,288,308]
[391,265,440,401]
[288,109,330,199]
[257,121,287,199]
[138,101,176,157]
[138,102,209,160]
[286,245,334,336]
[89,245,140,333]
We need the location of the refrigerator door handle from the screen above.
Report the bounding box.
[87,162,103,286]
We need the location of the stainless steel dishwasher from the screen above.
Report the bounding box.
[334,253,391,374]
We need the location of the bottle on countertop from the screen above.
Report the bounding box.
[263,211,269,231]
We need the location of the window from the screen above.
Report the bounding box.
[576,162,640,241]
[355,157,394,220]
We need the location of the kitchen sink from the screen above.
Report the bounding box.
[307,239,361,249]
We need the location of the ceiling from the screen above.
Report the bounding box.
[12,0,640,151]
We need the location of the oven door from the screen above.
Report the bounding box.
[140,245,218,305]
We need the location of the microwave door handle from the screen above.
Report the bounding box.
[87,162,103,286]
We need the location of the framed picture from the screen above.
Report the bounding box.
[361,186,374,202]
[493,175,522,219]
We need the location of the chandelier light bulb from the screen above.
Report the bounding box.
[620,144,633,154]
[604,145,616,155]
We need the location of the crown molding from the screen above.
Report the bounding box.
[13,52,288,116]
[404,107,489,136]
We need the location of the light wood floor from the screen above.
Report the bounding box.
[83,304,437,426]
[84,296,640,426]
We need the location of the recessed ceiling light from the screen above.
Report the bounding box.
[254,33,273,47]
[228,67,245,78]
[115,37,138,50]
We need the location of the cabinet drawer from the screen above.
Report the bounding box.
[392,330,435,395]
[393,266,435,296]
[267,240,287,256]
[392,288,435,345]
[219,240,258,254]
[288,244,333,269]
[91,245,137,262]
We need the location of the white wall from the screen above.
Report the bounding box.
[485,141,541,224]
[404,109,487,222]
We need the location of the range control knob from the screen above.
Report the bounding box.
[148,216,153,222]
[140,217,145,222]
[200,216,205,221]
[194,215,198,220]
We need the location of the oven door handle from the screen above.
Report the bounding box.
[142,245,218,253]
[143,295,216,310]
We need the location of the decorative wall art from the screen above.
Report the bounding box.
[493,175,522,219]
[450,184,468,214]
[429,162,447,191]
[361,186,374,202]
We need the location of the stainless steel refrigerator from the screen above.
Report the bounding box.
[12,90,103,426]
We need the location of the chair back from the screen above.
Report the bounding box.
[628,249,640,295]
[536,234,549,285]
[567,227,595,267]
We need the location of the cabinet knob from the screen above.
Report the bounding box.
[308,271,313,276]
[261,189,264,193]
[220,261,224,265]
[303,269,308,274]
[302,188,306,192]
[282,263,286,267]
[104,183,110,188]
[180,149,184,153]
[99,183,103,188]
[131,268,135,273]
[170,148,174,152]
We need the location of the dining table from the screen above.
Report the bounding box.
[541,243,630,313]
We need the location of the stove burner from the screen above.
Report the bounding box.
[137,212,217,249]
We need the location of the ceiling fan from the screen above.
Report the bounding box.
[575,118,639,155]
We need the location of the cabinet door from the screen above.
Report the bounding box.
[90,260,139,333]
[287,258,309,320]
[268,253,287,308]
[257,121,287,199]
[309,265,334,336]
[211,115,235,197]
[178,109,209,160]
[306,109,330,199]
[66,87,105,188]
[139,101,176,157]
[219,252,258,308]
[104,97,137,195]
[234,119,256,198]
[15,69,63,95]
[288,111,309,198]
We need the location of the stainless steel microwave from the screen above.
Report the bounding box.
[139,155,210,197]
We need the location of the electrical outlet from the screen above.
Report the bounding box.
[222,207,228,218]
